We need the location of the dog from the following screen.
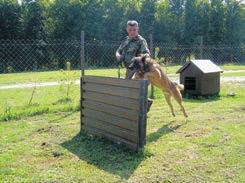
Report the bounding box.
[128,55,188,117]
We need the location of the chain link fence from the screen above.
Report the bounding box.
[154,42,244,65]
[0,39,81,73]
[0,37,244,121]
[0,38,244,74]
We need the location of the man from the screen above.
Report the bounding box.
[116,20,153,111]
[116,20,150,79]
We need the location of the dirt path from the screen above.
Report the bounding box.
[0,76,244,90]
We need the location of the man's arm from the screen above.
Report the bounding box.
[116,42,124,61]
[139,39,150,57]
[116,51,122,62]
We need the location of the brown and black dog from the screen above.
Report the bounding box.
[129,55,188,117]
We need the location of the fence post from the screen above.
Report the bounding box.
[81,31,85,76]
[149,33,154,99]
[80,31,85,132]
[200,36,203,59]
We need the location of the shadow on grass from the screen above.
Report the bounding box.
[147,121,182,143]
[49,111,76,123]
[61,131,153,179]
[183,95,221,103]
[61,121,180,179]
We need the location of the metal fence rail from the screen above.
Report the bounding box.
[0,38,244,74]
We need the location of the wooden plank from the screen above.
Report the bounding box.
[82,108,138,131]
[83,126,138,151]
[83,82,140,99]
[83,75,141,89]
[82,100,138,121]
[80,76,148,151]
[83,91,139,111]
[83,117,137,143]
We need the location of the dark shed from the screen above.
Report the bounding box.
[176,60,223,96]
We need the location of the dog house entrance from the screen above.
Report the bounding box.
[185,77,196,90]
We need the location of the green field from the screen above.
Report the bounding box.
[0,67,181,85]
[1,64,244,85]
[0,85,80,121]
[0,66,245,182]
[0,80,245,182]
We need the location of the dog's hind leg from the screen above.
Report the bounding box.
[172,89,188,118]
[164,92,175,117]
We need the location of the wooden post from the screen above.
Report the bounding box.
[81,31,85,76]
[149,33,154,99]
[80,31,85,132]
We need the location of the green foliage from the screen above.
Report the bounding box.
[28,83,37,105]
[0,85,80,122]
[117,64,123,78]
[0,0,22,39]
[5,66,14,73]
[154,47,172,74]
[2,102,14,121]
[0,0,244,45]
[21,0,46,39]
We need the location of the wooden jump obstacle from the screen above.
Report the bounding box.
[80,75,148,151]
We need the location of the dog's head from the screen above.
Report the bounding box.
[128,55,147,71]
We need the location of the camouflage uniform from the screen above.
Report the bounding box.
[117,35,150,79]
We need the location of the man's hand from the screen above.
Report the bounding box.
[116,52,122,62]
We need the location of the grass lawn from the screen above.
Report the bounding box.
[1,64,244,85]
[0,82,245,182]
[0,66,180,85]
[221,71,245,77]
[0,69,115,85]
[0,84,80,121]
[221,64,245,71]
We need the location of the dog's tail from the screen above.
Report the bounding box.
[173,82,184,91]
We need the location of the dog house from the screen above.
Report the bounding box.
[176,60,223,96]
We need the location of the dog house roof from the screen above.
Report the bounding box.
[176,59,223,74]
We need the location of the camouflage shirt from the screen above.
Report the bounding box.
[117,35,150,68]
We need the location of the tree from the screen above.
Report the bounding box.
[102,0,124,40]
[155,0,175,42]
[239,4,245,44]
[224,0,243,44]
[208,0,225,44]
[183,0,197,45]
[169,0,185,43]
[21,0,46,39]
[0,0,244,45]
[0,0,22,39]
[140,0,157,38]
